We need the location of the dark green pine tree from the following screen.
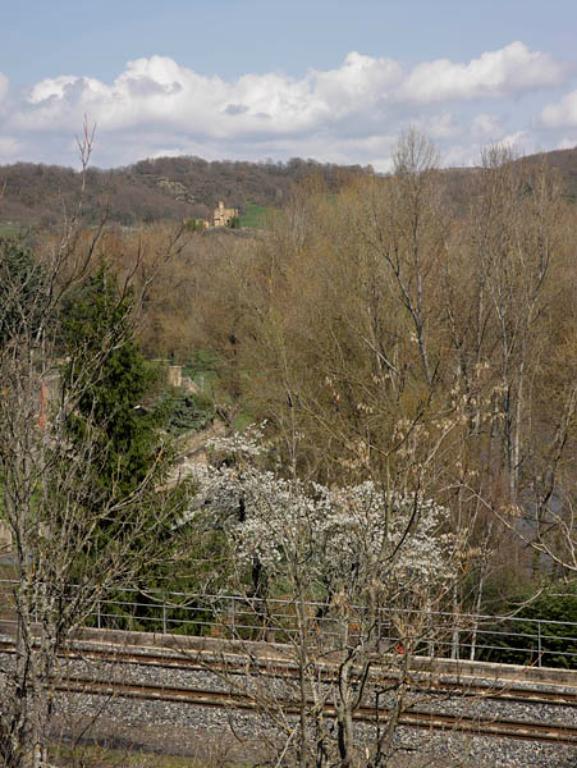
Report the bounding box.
[0,237,44,348]
[61,267,163,501]
[61,267,191,625]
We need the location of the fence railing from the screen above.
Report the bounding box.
[1,579,576,669]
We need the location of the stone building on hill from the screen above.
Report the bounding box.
[212,200,239,228]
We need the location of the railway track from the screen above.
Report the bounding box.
[57,675,577,746]
[3,634,577,745]
[3,636,577,708]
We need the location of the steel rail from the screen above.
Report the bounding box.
[3,635,577,709]
[55,675,577,746]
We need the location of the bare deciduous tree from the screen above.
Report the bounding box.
[0,134,186,768]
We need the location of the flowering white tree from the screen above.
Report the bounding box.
[188,426,460,767]
[196,427,455,595]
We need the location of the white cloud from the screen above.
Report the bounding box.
[15,56,323,136]
[400,42,564,104]
[10,43,566,138]
[413,112,459,139]
[0,136,22,162]
[0,43,568,167]
[29,75,81,104]
[471,113,504,139]
[556,136,577,150]
[542,89,577,127]
[261,132,399,172]
[441,143,482,168]
[312,51,402,115]
[0,73,8,104]
[498,130,531,152]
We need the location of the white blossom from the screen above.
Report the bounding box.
[190,430,456,607]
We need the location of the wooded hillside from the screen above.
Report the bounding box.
[0,156,372,227]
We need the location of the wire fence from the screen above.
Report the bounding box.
[1,579,577,668]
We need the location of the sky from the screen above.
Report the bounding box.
[2,0,577,170]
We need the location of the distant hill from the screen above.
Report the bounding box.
[2,147,576,230]
[0,156,372,228]
[517,146,577,200]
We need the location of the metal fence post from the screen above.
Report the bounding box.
[7,576,575,668]
[451,625,460,660]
